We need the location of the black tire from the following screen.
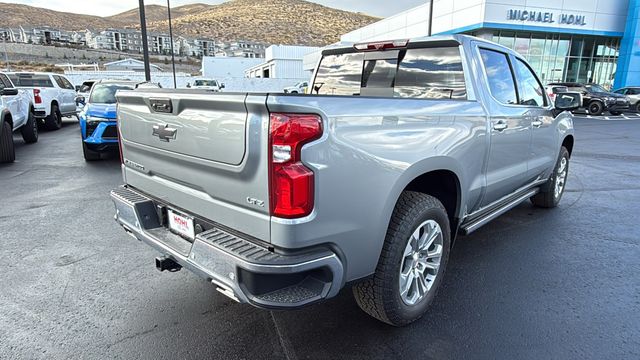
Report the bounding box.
[20,109,38,144]
[82,141,100,161]
[291,91,298,94]
[0,120,15,163]
[44,104,62,130]
[352,191,451,326]
[587,101,604,116]
[635,103,640,113]
[609,111,622,116]
[531,146,570,208]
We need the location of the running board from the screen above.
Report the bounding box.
[460,188,539,235]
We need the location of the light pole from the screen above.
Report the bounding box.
[138,0,151,82]
[167,0,177,88]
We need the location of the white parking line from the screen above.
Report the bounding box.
[622,114,629,119]
[604,116,610,120]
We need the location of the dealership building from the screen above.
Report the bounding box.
[308,0,639,89]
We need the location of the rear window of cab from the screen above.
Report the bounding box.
[312,46,467,100]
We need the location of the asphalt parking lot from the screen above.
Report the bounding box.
[1,116,639,359]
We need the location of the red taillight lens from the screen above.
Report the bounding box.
[269,113,322,218]
[33,89,42,104]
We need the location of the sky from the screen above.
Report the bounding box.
[14,0,426,18]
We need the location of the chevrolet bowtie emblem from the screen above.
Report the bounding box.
[152,124,177,142]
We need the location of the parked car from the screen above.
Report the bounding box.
[0,72,38,163]
[283,81,309,94]
[545,84,569,103]
[613,87,640,113]
[548,82,630,115]
[187,78,224,91]
[79,80,159,161]
[110,35,580,326]
[7,72,77,130]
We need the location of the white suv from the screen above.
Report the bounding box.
[0,72,37,163]
[7,72,77,130]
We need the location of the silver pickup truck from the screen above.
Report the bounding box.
[111,35,580,326]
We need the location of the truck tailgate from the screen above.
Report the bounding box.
[116,90,271,242]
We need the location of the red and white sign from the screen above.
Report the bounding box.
[168,209,195,239]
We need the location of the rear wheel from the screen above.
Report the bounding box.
[82,141,100,161]
[587,101,603,116]
[0,121,15,163]
[353,192,450,326]
[635,103,640,113]
[531,146,570,208]
[20,109,38,143]
[45,104,62,130]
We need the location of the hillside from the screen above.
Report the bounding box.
[0,0,378,46]
[0,2,125,30]
[145,0,379,46]
[107,3,215,24]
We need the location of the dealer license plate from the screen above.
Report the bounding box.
[167,209,195,240]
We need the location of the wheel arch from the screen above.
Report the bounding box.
[562,135,574,157]
[382,159,465,250]
[1,110,13,128]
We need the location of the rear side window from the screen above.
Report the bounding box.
[479,48,517,105]
[10,74,54,87]
[312,46,467,100]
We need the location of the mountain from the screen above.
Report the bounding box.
[107,3,215,24]
[0,2,125,30]
[145,0,379,46]
[0,0,379,46]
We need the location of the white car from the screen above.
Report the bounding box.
[0,72,38,163]
[283,81,309,94]
[7,72,77,130]
[188,78,225,91]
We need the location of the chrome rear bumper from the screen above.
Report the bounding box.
[110,185,344,309]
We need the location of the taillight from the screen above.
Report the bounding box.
[269,113,322,218]
[33,89,42,104]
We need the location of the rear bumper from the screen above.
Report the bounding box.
[110,185,344,309]
[33,109,47,118]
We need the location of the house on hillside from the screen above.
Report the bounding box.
[104,58,162,72]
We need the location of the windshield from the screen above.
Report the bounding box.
[8,74,53,87]
[585,84,607,93]
[194,80,218,87]
[89,84,133,104]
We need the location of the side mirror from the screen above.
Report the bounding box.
[186,83,191,88]
[75,85,81,92]
[555,92,582,112]
[1,88,19,96]
[220,83,225,89]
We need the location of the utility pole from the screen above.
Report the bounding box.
[167,0,177,88]
[428,0,434,36]
[138,0,151,82]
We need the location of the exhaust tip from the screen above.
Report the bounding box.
[155,256,182,272]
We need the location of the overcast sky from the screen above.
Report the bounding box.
[14,0,426,17]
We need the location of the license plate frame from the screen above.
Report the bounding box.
[167,208,195,240]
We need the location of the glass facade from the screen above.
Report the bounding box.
[472,30,621,89]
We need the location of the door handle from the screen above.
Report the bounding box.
[493,120,508,132]
[532,118,543,128]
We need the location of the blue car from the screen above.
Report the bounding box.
[79,80,157,161]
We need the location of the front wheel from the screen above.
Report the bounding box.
[20,109,38,143]
[0,120,15,163]
[82,141,100,161]
[352,192,450,326]
[588,101,604,116]
[531,146,570,208]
